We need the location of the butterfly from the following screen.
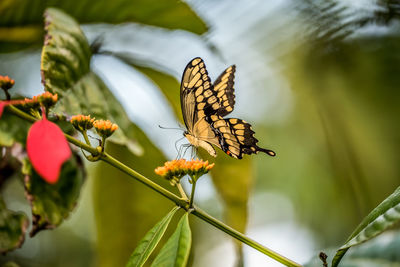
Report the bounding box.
[180,57,276,159]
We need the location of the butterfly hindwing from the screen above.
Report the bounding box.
[213,65,236,117]
[209,115,276,159]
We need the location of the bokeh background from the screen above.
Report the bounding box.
[1,0,400,266]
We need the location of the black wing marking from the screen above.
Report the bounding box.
[180,57,214,132]
[213,65,236,117]
[209,115,276,159]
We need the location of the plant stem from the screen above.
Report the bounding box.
[82,131,91,146]
[6,105,302,267]
[3,89,11,100]
[100,153,188,207]
[189,178,197,208]
[7,105,99,155]
[101,136,106,152]
[176,183,188,200]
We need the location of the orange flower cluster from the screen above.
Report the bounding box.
[70,114,95,131]
[0,75,15,90]
[93,119,118,137]
[32,91,58,107]
[21,92,58,109]
[155,159,214,185]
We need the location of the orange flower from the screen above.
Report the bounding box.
[70,114,95,131]
[32,91,58,108]
[93,119,118,137]
[0,75,15,90]
[20,98,40,110]
[154,159,214,185]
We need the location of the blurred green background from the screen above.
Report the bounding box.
[1,0,400,266]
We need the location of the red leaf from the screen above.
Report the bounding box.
[27,118,71,184]
[0,101,6,117]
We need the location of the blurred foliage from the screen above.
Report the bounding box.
[279,30,400,245]
[0,0,207,52]
[41,8,142,155]
[200,150,252,264]
[0,196,28,254]
[100,51,183,122]
[23,155,85,237]
[0,110,30,147]
[92,136,179,267]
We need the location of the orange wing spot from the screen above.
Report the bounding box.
[226,151,231,155]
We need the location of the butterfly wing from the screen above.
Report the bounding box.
[180,57,218,132]
[213,65,236,117]
[208,115,276,159]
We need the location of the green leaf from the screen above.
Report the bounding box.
[0,0,207,51]
[126,206,180,267]
[151,213,192,267]
[41,8,142,155]
[23,153,85,237]
[0,196,29,254]
[332,186,400,267]
[306,231,400,267]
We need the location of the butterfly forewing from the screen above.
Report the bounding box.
[213,65,236,117]
[180,58,217,132]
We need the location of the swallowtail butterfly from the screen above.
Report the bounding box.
[180,57,276,159]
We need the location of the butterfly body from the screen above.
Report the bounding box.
[184,131,217,157]
[180,57,275,159]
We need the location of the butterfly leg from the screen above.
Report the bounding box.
[190,146,198,159]
[176,143,188,159]
[182,144,192,159]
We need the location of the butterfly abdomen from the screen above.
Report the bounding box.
[184,132,217,157]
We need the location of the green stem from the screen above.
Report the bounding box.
[3,89,11,100]
[189,178,197,208]
[101,136,106,152]
[176,183,188,200]
[7,105,99,155]
[6,105,302,267]
[82,131,91,146]
[100,153,188,207]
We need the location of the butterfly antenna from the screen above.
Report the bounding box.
[159,125,185,131]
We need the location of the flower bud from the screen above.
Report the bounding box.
[32,91,58,109]
[154,159,214,185]
[0,75,15,90]
[70,114,95,131]
[93,119,118,138]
